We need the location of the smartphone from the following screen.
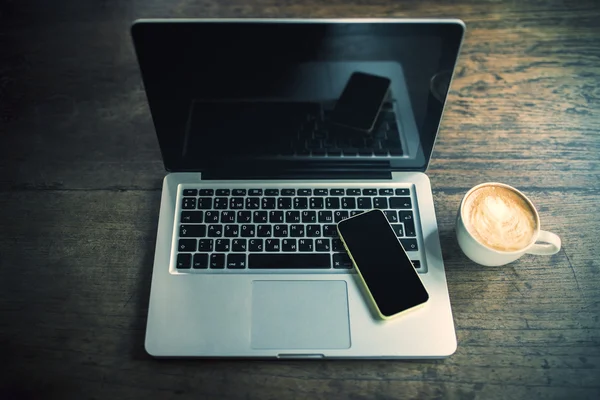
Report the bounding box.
[337,209,429,320]
[330,72,391,133]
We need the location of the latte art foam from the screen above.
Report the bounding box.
[463,186,537,252]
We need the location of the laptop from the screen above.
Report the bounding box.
[132,18,465,358]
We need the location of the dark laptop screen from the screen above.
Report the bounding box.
[131,20,464,173]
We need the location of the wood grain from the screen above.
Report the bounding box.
[1,0,599,399]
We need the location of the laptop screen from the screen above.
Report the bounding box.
[131,20,464,174]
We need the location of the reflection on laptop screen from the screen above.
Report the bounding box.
[132,21,463,172]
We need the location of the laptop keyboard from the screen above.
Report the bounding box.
[174,187,421,272]
[292,104,404,157]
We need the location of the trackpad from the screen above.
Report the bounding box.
[251,280,351,350]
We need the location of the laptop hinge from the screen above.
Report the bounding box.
[201,169,392,180]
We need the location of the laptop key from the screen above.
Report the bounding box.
[330,188,344,196]
[400,239,418,251]
[176,253,192,269]
[248,253,330,269]
[230,197,244,209]
[395,188,410,196]
[229,238,246,252]
[373,197,388,209]
[351,210,363,217]
[198,239,213,252]
[362,188,377,196]
[357,197,372,209]
[199,189,214,196]
[262,197,276,209]
[281,189,295,196]
[207,225,223,237]
[257,225,272,237]
[325,197,339,210]
[298,189,311,196]
[193,253,209,269]
[334,210,349,222]
[323,224,338,237]
[249,189,263,196]
[333,253,352,269]
[318,211,333,223]
[232,189,246,196]
[302,211,317,223]
[210,254,225,269]
[265,189,279,196]
[180,224,206,237]
[314,189,328,196]
[399,210,416,236]
[221,211,235,223]
[391,224,404,237]
[342,147,358,156]
[282,239,297,251]
[411,260,421,269]
[265,239,281,252]
[183,189,198,196]
[404,219,416,237]
[246,198,260,209]
[241,224,256,237]
[197,197,212,209]
[216,189,230,196]
[290,224,305,237]
[399,210,414,222]
[299,239,314,251]
[294,197,308,209]
[253,211,268,223]
[182,197,196,209]
[274,224,288,237]
[215,239,230,252]
[237,211,252,223]
[341,197,356,209]
[316,238,331,252]
[332,238,344,252]
[205,211,219,223]
[389,197,412,209]
[286,211,301,223]
[278,197,292,209]
[227,254,247,269]
[249,239,263,252]
[306,225,321,237]
[224,225,239,237]
[346,189,361,196]
[384,210,398,223]
[178,239,197,252]
[214,197,228,209]
[270,211,284,223]
[181,211,203,223]
[379,188,394,195]
[310,197,324,209]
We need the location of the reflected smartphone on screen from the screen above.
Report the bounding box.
[330,72,391,133]
[337,209,429,320]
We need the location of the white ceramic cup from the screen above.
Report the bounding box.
[456,182,561,266]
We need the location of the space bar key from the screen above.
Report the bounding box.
[249,254,331,269]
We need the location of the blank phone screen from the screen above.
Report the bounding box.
[337,209,429,317]
[330,72,391,132]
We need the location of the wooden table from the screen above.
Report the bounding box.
[1,1,599,399]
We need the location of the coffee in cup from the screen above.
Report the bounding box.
[456,182,561,266]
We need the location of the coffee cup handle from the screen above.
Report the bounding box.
[526,230,561,256]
